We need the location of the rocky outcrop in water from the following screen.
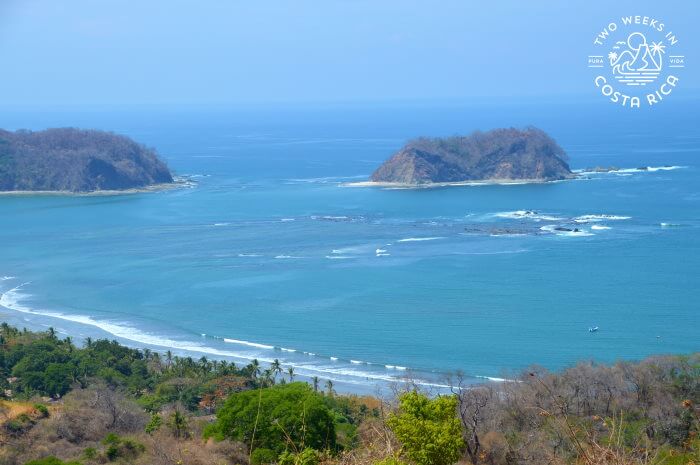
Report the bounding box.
[370,127,572,184]
[0,128,173,192]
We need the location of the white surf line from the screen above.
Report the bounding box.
[397,236,445,242]
[0,285,456,388]
[573,165,686,176]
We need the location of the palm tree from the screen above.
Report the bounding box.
[168,409,188,439]
[271,359,282,382]
[151,352,163,372]
[199,356,209,373]
[165,350,173,369]
[287,366,295,382]
[262,368,274,386]
[143,348,151,360]
[312,376,319,392]
[85,336,93,348]
[250,359,261,380]
[325,379,334,396]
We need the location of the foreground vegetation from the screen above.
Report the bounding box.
[1,323,698,465]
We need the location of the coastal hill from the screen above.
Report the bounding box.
[1,324,698,465]
[0,128,173,192]
[370,127,572,184]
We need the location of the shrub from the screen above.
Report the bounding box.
[6,413,34,435]
[205,383,337,454]
[278,448,320,465]
[145,412,162,434]
[81,448,97,460]
[250,447,278,465]
[33,403,49,418]
[387,392,464,465]
[100,433,145,462]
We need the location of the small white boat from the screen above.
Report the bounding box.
[589,326,599,333]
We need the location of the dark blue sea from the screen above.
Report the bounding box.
[1,100,698,392]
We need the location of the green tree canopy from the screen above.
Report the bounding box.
[205,382,337,454]
[387,391,464,465]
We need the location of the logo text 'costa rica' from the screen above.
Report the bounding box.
[587,15,684,108]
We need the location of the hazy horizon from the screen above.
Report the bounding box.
[1,0,697,105]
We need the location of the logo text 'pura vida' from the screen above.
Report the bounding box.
[587,15,685,108]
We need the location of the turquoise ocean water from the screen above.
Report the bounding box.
[1,101,699,392]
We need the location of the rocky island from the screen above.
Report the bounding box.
[0,128,174,193]
[365,127,572,186]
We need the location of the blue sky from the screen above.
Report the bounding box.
[0,0,696,104]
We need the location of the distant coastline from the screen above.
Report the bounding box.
[0,176,193,197]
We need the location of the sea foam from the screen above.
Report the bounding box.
[397,237,445,242]
[540,225,594,237]
[0,285,276,362]
[573,214,631,223]
[494,211,563,221]
[0,284,460,390]
[223,338,275,350]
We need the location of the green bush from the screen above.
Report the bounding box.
[100,433,145,462]
[205,383,337,454]
[250,448,278,465]
[104,445,120,461]
[33,403,49,418]
[145,412,162,434]
[6,413,34,434]
[387,392,464,465]
[278,448,320,465]
[81,448,97,460]
[102,433,120,446]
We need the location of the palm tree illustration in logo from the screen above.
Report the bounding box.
[608,32,666,86]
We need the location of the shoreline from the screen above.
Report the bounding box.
[0,177,194,197]
[340,165,685,189]
[0,310,455,396]
[0,285,460,396]
[341,178,570,189]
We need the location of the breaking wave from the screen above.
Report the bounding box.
[397,237,445,242]
[494,210,564,221]
[540,225,594,237]
[223,338,275,350]
[0,283,471,390]
[573,214,631,223]
[574,166,686,176]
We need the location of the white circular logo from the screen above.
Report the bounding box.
[588,16,685,108]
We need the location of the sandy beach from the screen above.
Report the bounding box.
[0,177,194,197]
[341,178,564,189]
